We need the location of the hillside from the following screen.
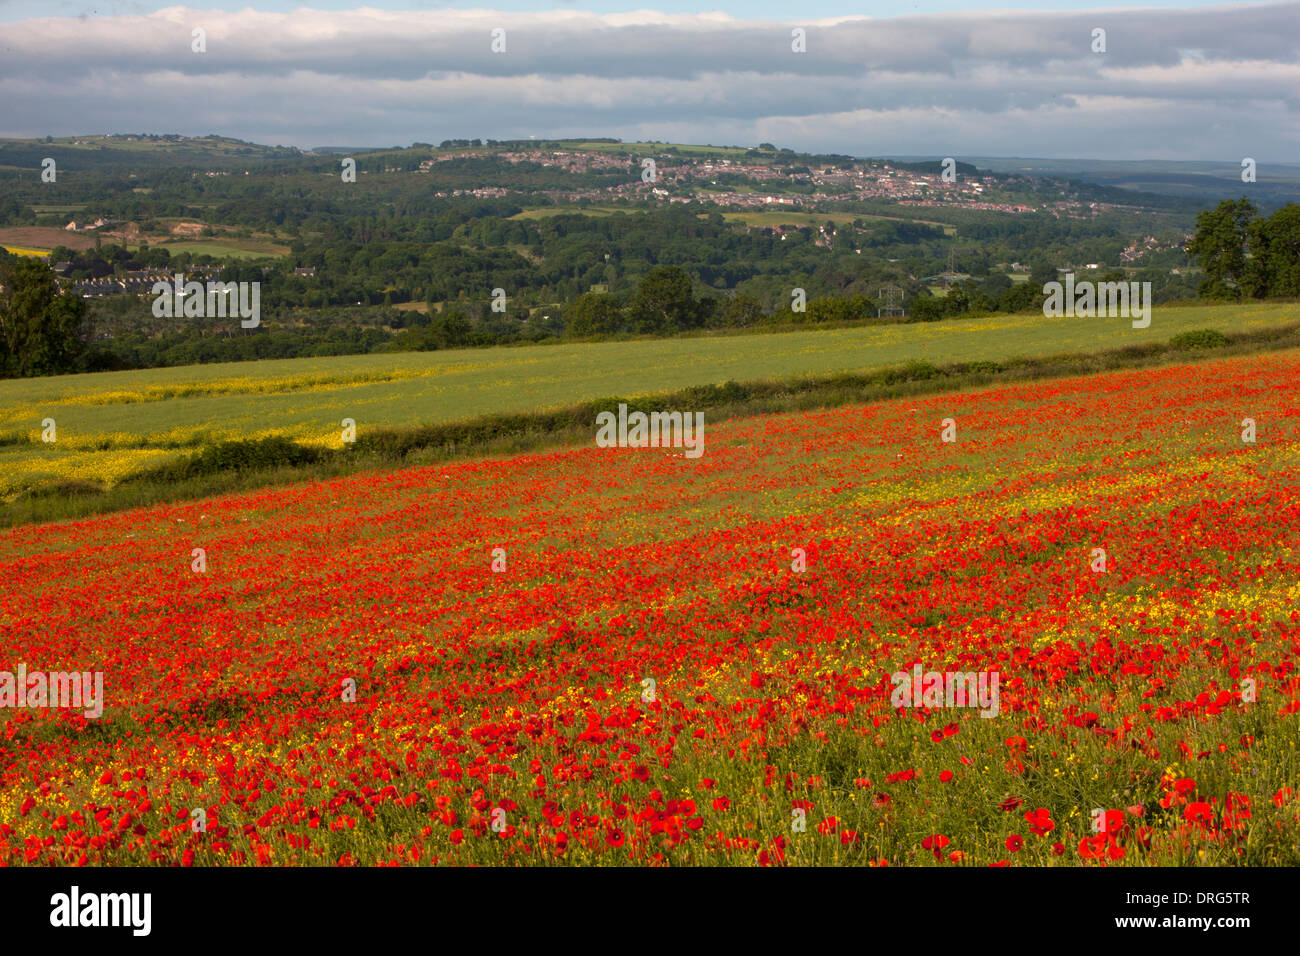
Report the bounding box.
[2,349,1295,866]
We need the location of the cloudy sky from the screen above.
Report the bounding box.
[0,2,1295,160]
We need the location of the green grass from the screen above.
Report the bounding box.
[509,206,956,235]
[717,210,955,234]
[509,205,628,220]
[0,301,1296,505]
[153,239,291,259]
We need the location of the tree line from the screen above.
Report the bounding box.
[1187,199,1300,299]
[2,199,1296,378]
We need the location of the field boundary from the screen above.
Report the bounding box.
[3,321,1298,528]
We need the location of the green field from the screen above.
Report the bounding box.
[508,206,957,235]
[509,205,629,220]
[0,301,1295,497]
[716,210,955,234]
[152,239,291,259]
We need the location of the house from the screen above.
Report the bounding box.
[293,267,317,278]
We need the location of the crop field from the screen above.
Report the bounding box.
[0,302,1295,498]
[510,207,958,234]
[717,210,956,233]
[151,239,292,260]
[0,350,1295,866]
[0,227,97,252]
[509,205,628,220]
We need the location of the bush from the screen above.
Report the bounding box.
[1170,328,1230,350]
[869,361,938,385]
[19,479,106,500]
[183,437,322,475]
[126,436,323,482]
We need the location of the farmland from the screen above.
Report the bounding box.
[147,240,292,260]
[0,350,1295,866]
[1,301,1296,499]
[0,227,97,252]
[508,206,956,233]
[716,210,956,233]
[509,205,627,220]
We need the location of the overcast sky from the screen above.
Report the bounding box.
[0,3,1295,160]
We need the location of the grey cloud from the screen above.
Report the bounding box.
[0,4,1295,157]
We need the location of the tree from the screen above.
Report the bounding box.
[428,307,471,348]
[563,292,623,336]
[716,292,763,328]
[982,272,1012,299]
[629,266,701,333]
[807,294,875,324]
[997,280,1040,313]
[1029,258,1056,288]
[1187,197,1256,299]
[1243,203,1300,298]
[908,293,946,322]
[0,258,89,377]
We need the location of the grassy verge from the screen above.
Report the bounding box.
[3,321,1298,529]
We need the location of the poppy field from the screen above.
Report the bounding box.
[0,349,1297,867]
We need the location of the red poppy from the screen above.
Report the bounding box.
[1024,808,1054,835]
[921,834,950,859]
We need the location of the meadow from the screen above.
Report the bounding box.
[0,302,1295,499]
[715,210,956,233]
[0,228,290,263]
[147,240,292,260]
[508,207,954,233]
[0,350,1294,866]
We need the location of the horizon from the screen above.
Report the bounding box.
[1,2,1295,160]
[5,133,1296,169]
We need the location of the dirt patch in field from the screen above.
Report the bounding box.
[0,227,97,251]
